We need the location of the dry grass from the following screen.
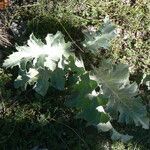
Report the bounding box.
[0,26,12,47]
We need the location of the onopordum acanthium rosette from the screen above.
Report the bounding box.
[3,32,72,96]
[2,22,149,142]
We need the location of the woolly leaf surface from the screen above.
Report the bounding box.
[82,18,116,52]
[91,60,149,129]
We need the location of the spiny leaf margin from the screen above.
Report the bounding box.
[3,31,72,95]
[90,60,149,129]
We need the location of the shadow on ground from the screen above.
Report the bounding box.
[0,87,150,150]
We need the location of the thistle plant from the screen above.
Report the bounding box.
[3,19,149,142]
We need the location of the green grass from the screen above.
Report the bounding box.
[0,0,150,149]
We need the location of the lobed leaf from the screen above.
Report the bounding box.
[91,60,149,129]
[66,72,110,125]
[82,17,116,53]
[3,32,71,70]
[3,32,72,95]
